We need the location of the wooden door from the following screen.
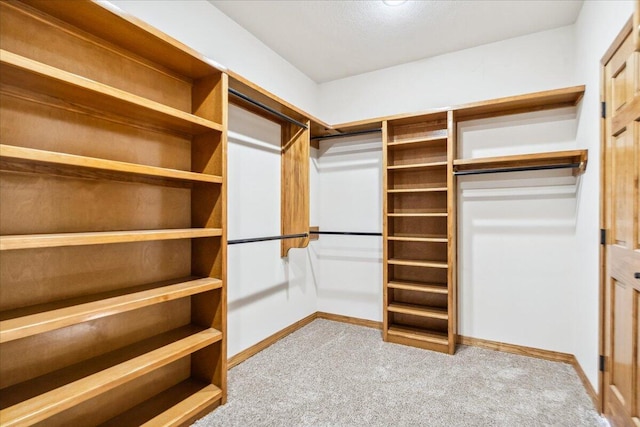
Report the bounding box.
[602,12,640,427]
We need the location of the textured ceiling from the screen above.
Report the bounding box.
[209,0,584,83]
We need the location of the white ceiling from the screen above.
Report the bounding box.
[209,0,583,83]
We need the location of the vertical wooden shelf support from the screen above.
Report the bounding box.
[281,120,311,257]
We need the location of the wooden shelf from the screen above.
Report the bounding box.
[0,326,222,426]
[18,0,223,80]
[387,187,447,193]
[0,50,223,135]
[453,149,588,176]
[388,234,447,243]
[454,85,585,121]
[388,259,448,269]
[387,212,448,218]
[102,380,222,427]
[387,135,447,148]
[0,228,222,251]
[387,325,449,346]
[387,281,448,294]
[387,161,447,171]
[387,303,448,320]
[0,144,223,186]
[0,277,222,343]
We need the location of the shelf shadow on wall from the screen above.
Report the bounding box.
[228,281,289,312]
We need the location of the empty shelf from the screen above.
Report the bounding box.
[0,50,222,135]
[387,303,448,320]
[0,228,223,251]
[387,325,448,346]
[101,379,222,427]
[387,212,448,218]
[388,259,448,269]
[455,85,585,121]
[0,326,222,426]
[0,277,222,343]
[0,145,223,186]
[387,281,448,294]
[387,187,447,193]
[387,234,447,243]
[453,150,588,176]
[387,161,447,171]
[387,135,447,148]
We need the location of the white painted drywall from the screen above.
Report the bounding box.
[457,107,581,356]
[226,105,316,357]
[572,0,635,389]
[313,135,384,320]
[107,0,319,116]
[317,26,577,124]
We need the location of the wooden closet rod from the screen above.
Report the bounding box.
[228,88,309,129]
[453,162,582,176]
[228,233,308,245]
[310,129,382,141]
[310,231,382,236]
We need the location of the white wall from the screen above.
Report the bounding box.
[226,105,316,357]
[312,135,384,320]
[318,26,577,124]
[572,0,634,389]
[107,0,319,116]
[457,107,581,356]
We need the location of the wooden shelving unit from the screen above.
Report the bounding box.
[453,149,588,176]
[0,1,227,425]
[383,111,456,354]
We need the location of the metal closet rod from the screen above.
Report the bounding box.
[453,162,582,176]
[311,129,382,141]
[310,231,382,236]
[228,233,308,245]
[228,87,309,130]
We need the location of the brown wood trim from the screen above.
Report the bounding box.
[570,355,599,409]
[316,312,383,329]
[227,312,318,369]
[602,16,634,65]
[457,335,574,363]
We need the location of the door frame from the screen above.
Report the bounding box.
[599,6,639,415]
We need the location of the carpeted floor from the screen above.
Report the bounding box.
[193,319,606,427]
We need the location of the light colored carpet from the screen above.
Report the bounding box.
[193,319,606,427]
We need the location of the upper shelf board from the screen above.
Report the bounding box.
[18,0,224,79]
[0,50,223,136]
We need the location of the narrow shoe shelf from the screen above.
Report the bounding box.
[387,187,448,193]
[387,325,449,346]
[387,302,449,320]
[0,228,223,251]
[387,135,447,148]
[387,234,448,243]
[0,326,222,426]
[101,380,222,427]
[0,50,223,135]
[387,161,447,170]
[0,145,223,187]
[387,281,448,294]
[388,259,448,269]
[0,277,223,343]
[387,212,448,218]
